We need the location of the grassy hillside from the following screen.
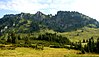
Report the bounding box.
[30,27,99,42]
[1,27,99,45]
[57,27,99,42]
[1,27,99,42]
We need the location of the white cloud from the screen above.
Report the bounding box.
[71,0,99,21]
[0,0,50,13]
[0,0,75,14]
[0,0,99,21]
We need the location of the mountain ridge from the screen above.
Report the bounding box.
[0,11,99,33]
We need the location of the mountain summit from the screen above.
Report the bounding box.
[0,11,99,33]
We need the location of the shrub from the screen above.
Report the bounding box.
[50,45,62,48]
[36,44,44,50]
[31,44,37,49]
[0,45,16,50]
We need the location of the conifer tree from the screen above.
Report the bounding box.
[96,38,99,53]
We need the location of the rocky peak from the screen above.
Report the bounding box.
[35,11,44,17]
[33,11,46,20]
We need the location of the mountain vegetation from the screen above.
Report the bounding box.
[0,11,99,54]
[0,11,99,33]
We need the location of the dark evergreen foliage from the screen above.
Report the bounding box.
[37,33,70,44]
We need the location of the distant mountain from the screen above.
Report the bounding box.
[0,11,99,33]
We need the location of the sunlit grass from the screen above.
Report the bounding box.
[57,27,99,42]
[0,47,99,57]
[0,47,80,57]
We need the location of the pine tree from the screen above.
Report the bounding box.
[15,37,18,44]
[81,48,85,54]
[96,38,99,53]
[78,40,82,50]
[7,33,12,43]
[83,39,86,43]
[24,36,30,44]
[87,37,95,52]
[11,32,16,44]
[91,37,95,52]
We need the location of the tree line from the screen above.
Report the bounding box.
[0,32,71,47]
[70,37,99,54]
[1,32,99,54]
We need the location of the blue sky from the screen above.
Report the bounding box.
[0,0,99,21]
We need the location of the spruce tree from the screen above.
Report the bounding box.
[11,32,16,44]
[87,37,95,52]
[7,33,12,43]
[96,38,99,53]
[78,40,82,50]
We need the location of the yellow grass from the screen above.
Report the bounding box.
[0,47,99,57]
[0,47,80,57]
